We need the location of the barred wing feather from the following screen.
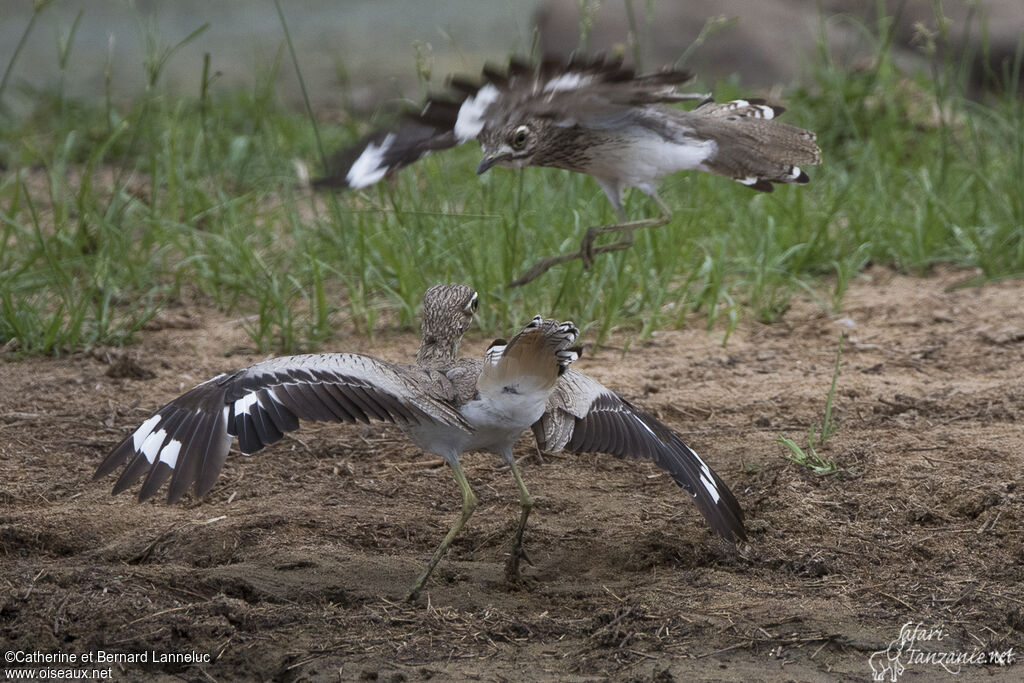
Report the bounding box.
[95,353,470,503]
[533,369,746,542]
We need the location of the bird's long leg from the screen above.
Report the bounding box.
[504,455,534,583]
[406,460,477,602]
[509,193,673,288]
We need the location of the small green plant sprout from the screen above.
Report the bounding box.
[777,332,844,475]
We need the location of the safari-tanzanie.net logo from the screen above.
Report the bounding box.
[869,621,1015,680]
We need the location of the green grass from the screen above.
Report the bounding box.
[777,333,844,476]
[1,3,1022,355]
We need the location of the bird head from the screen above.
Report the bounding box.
[476,120,547,174]
[419,284,479,356]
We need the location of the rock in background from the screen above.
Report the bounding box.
[536,0,1023,93]
[2,0,1018,116]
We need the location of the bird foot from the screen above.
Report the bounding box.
[508,252,574,287]
[504,544,533,583]
[404,578,429,602]
[507,244,598,287]
[580,243,595,270]
[581,237,598,270]
[507,228,641,287]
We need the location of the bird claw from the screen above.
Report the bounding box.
[580,243,595,270]
[508,252,576,287]
[580,226,600,269]
[504,544,533,583]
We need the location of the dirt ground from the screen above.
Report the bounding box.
[2,266,1022,682]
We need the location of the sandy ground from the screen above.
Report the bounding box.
[2,266,1022,682]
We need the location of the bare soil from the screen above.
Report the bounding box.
[2,266,1023,682]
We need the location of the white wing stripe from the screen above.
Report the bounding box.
[692,449,722,504]
[543,72,595,93]
[140,428,167,464]
[454,84,499,141]
[132,414,162,451]
[346,133,395,188]
[234,392,258,417]
[158,439,182,468]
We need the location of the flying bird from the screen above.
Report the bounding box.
[316,54,821,286]
[95,285,745,599]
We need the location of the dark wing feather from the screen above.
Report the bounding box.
[95,354,470,504]
[314,122,458,190]
[533,369,746,542]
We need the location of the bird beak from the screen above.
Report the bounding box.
[476,152,508,175]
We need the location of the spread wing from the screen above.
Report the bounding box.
[532,369,746,542]
[314,54,696,189]
[313,121,459,189]
[94,354,470,503]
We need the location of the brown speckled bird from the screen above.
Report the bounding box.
[316,54,821,285]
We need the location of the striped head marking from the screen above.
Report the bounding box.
[476,120,552,174]
[421,284,478,342]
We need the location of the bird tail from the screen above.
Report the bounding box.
[689,99,821,192]
[478,317,580,397]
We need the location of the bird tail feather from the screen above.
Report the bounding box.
[688,99,821,192]
[479,317,580,397]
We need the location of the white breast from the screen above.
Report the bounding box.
[588,131,717,187]
[459,391,548,453]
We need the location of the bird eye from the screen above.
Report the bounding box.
[511,126,529,149]
[464,294,478,314]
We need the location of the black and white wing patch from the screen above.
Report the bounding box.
[94,354,471,503]
[313,121,458,189]
[533,369,746,542]
[314,54,696,189]
[694,98,784,121]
